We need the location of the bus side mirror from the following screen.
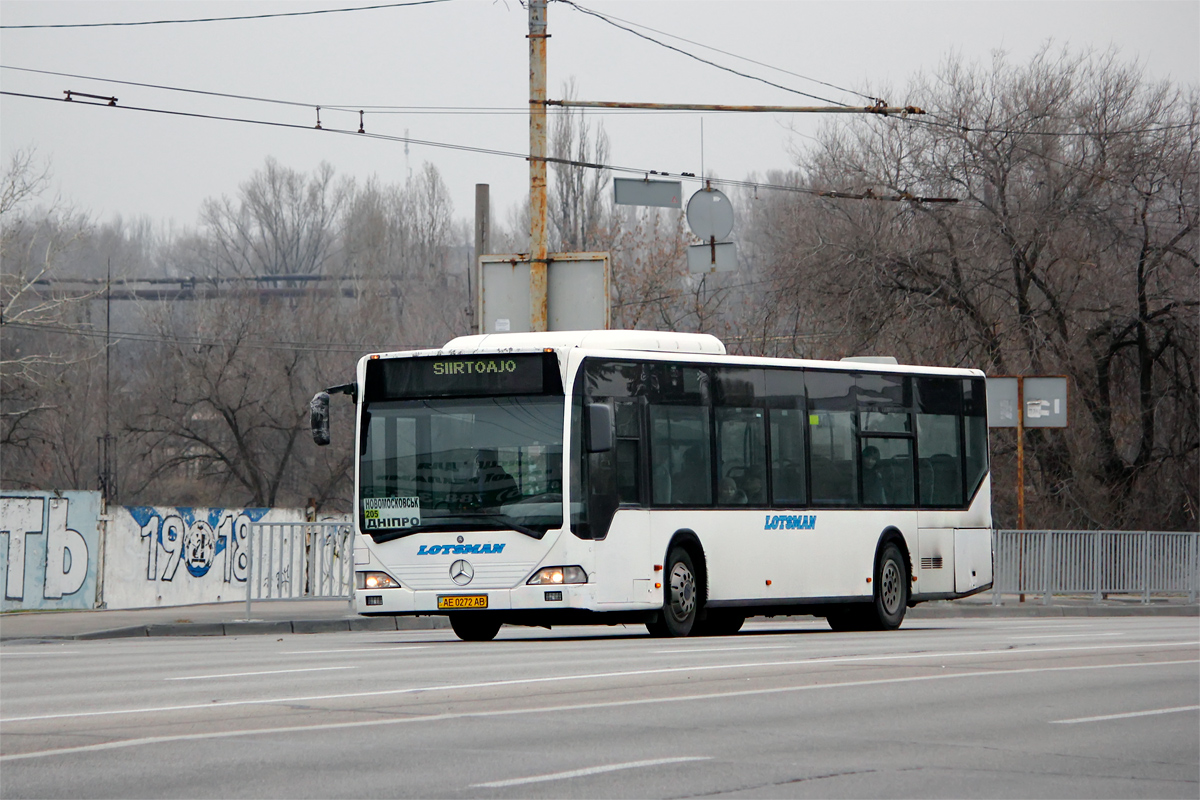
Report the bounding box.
[586,403,613,453]
[310,392,331,446]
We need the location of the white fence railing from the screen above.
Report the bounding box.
[992,529,1199,605]
[246,521,354,617]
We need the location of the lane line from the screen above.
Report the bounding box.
[471,757,712,788]
[0,652,82,657]
[1050,705,1200,724]
[653,645,793,654]
[165,666,355,681]
[3,659,1194,762]
[1007,633,1125,641]
[282,646,433,655]
[4,639,1195,724]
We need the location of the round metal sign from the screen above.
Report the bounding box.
[686,188,734,240]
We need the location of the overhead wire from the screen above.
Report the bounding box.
[557,0,877,104]
[0,0,455,29]
[1,319,433,354]
[0,88,960,203]
[0,65,770,118]
[552,0,854,107]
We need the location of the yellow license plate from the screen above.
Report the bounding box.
[438,595,488,609]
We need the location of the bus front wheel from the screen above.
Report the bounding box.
[449,614,502,641]
[647,547,698,637]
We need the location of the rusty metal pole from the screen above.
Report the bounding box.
[1017,377,1026,531]
[1017,376,1026,602]
[528,0,549,332]
[473,184,489,335]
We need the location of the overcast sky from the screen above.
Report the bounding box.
[2,1,1197,233]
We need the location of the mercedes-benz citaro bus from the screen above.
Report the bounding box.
[309,330,993,641]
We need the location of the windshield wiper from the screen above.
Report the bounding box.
[368,514,546,543]
[430,515,546,539]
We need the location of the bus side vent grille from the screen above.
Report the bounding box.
[921,556,944,570]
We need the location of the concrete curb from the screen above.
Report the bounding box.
[909,604,1198,618]
[3,616,451,642]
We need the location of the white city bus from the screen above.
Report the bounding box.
[311,330,992,641]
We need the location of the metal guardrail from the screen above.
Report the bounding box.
[246,521,354,618]
[243,524,1196,615]
[992,529,1199,605]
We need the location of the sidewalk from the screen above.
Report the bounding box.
[0,599,448,642]
[1,594,1193,642]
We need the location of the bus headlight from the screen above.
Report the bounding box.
[527,566,587,585]
[356,571,400,590]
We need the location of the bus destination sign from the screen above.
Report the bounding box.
[366,353,553,400]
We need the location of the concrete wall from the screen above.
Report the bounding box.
[2,492,321,610]
[2,491,101,611]
[103,505,308,609]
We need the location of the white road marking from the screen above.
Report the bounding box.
[2,659,1194,762]
[653,645,793,654]
[1050,705,1200,724]
[0,651,82,657]
[165,666,355,681]
[281,647,433,654]
[1008,633,1125,640]
[4,639,1195,724]
[472,757,712,788]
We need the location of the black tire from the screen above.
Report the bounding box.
[693,610,745,637]
[826,542,909,632]
[871,541,909,630]
[646,546,699,637]
[449,614,502,641]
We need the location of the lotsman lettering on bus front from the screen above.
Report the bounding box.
[764,514,816,531]
[417,543,506,555]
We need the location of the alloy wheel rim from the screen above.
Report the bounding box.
[669,562,696,620]
[880,558,902,614]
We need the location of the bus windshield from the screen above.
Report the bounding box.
[359,395,565,541]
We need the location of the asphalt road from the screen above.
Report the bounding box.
[1,617,1197,799]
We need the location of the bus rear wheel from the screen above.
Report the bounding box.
[647,547,698,637]
[872,542,908,630]
[449,614,502,641]
[826,542,909,631]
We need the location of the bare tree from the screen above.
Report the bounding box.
[199,158,347,277]
[749,46,1198,529]
[0,149,101,463]
[549,79,612,252]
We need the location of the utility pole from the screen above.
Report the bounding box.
[473,183,490,334]
[99,257,114,506]
[528,0,549,332]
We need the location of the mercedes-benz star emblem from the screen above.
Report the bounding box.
[449,559,474,586]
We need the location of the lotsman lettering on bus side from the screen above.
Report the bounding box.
[417,543,506,556]
[764,514,816,531]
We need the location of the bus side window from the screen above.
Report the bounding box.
[963,378,989,501]
[649,405,712,506]
[916,377,964,507]
[806,371,857,506]
[614,400,643,505]
[715,407,766,505]
[769,409,807,505]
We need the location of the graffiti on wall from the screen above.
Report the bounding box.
[1,492,100,610]
[102,506,307,609]
[127,507,270,584]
